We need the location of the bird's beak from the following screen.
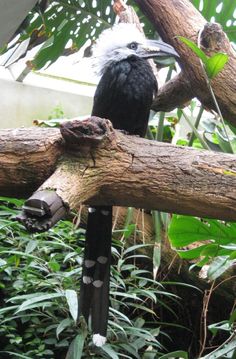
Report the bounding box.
[139,39,179,59]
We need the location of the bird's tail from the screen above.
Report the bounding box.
[80,205,112,347]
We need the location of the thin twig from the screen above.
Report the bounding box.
[199,280,215,357]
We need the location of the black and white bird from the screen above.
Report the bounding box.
[79,23,179,347]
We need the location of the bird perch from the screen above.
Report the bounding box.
[1,117,236,221]
[131,0,236,125]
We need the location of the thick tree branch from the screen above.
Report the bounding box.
[0,128,63,197]
[134,0,236,123]
[152,72,193,112]
[1,118,236,221]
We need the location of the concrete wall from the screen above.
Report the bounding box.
[0,77,94,129]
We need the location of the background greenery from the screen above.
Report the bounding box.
[0,0,236,358]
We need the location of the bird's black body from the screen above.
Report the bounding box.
[79,24,178,346]
[92,56,157,136]
[80,56,157,344]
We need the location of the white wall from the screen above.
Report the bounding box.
[0,76,94,129]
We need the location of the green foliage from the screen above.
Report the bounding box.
[0,197,181,358]
[29,0,114,69]
[178,36,229,79]
[168,215,236,280]
[0,0,155,70]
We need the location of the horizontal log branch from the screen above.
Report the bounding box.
[1,118,236,221]
[0,128,63,197]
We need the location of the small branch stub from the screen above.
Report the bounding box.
[60,116,114,150]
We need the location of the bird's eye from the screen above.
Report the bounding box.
[128,42,138,50]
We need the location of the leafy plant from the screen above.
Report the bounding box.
[168,215,236,280]
[0,197,183,358]
[0,0,155,70]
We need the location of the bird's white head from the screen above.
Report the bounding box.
[92,23,144,75]
[92,23,179,76]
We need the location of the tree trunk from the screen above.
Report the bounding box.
[134,0,236,124]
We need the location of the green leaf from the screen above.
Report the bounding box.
[205,53,229,79]
[25,240,38,254]
[0,352,32,359]
[56,318,73,339]
[208,320,231,336]
[65,289,78,323]
[16,292,64,313]
[207,256,234,280]
[109,307,132,325]
[199,337,236,358]
[168,215,236,248]
[118,343,140,358]
[48,260,60,272]
[123,244,152,256]
[159,350,189,359]
[66,334,85,359]
[153,244,161,278]
[215,126,234,154]
[177,36,208,64]
[229,309,236,325]
[101,344,120,359]
[0,258,7,266]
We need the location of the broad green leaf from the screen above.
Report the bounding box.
[215,126,234,154]
[8,292,48,302]
[177,36,208,64]
[123,223,136,239]
[118,343,140,358]
[205,53,229,79]
[65,289,78,323]
[0,258,7,266]
[177,244,209,259]
[128,303,156,316]
[168,215,236,248]
[56,318,73,339]
[15,301,53,312]
[66,334,85,359]
[207,256,234,280]
[134,317,145,328]
[0,196,23,206]
[25,240,38,254]
[109,307,132,325]
[108,319,127,335]
[123,244,152,256]
[101,344,119,359]
[199,337,236,358]
[16,292,64,313]
[0,250,44,262]
[208,320,231,336]
[124,326,157,342]
[48,260,60,272]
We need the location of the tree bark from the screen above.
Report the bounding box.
[134,0,236,125]
[0,128,63,197]
[1,118,236,221]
